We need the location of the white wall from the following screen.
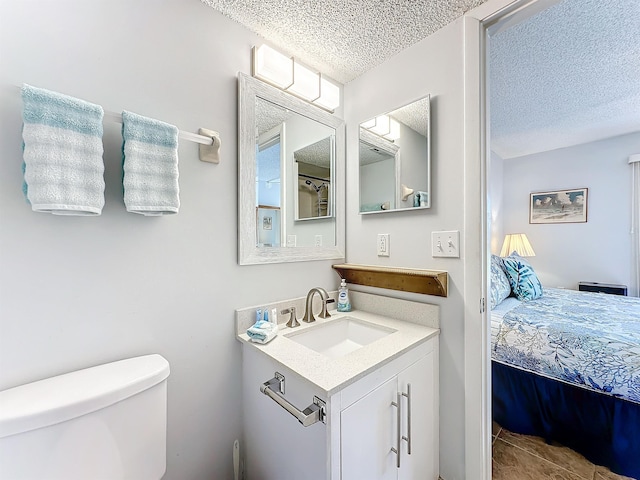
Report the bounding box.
[500,132,639,289]
[489,150,505,254]
[0,1,341,479]
[360,158,396,208]
[397,122,429,209]
[345,18,468,480]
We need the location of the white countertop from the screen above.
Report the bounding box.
[237,309,439,395]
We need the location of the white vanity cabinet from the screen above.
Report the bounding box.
[241,331,438,480]
[340,350,436,480]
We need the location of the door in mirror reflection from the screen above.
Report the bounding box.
[359,95,431,214]
[255,96,336,247]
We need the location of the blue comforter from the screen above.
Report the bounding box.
[491,288,640,404]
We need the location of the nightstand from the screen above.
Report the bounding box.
[578,282,628,296]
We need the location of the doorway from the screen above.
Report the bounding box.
[483,0,640,478]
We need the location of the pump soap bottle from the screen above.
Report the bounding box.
[337,278,351,312]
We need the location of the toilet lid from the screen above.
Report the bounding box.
[0,354,170,438]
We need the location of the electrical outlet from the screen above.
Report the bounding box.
[377,233,390,257]
[315,235,323,247]
[286,235,297,247]
[431,230,460,257]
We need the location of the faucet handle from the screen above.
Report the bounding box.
[319,298,335,319]
[281,307,300,328]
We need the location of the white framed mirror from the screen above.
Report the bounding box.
[359,95,431,214]
[238,73,345,265]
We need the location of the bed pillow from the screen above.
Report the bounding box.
[500,253,543,301]
[490,254,512,308]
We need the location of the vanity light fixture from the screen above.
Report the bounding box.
[252,44,294,90]
[252,45,340,112]
[314,76,340,111]
[370,115,391,136]
[362,114,400,141]
[289,62,321,101]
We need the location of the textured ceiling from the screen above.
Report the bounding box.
[256,97,291,137]
[207,0,639,161]
[294,137,332,168]
[200,0,487,83]
[490,0,640,159]
[390,96,430,137]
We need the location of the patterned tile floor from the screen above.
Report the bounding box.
[492,423,637,480]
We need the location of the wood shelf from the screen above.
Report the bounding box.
[332,264,448,297]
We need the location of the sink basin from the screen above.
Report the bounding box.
[285,317,396,359]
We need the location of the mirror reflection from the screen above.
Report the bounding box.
[255,97,335,247]
[294,137,333,220]
[238,73,345,265]
[359,95,431,214]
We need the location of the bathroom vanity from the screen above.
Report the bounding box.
[236,293,439,480]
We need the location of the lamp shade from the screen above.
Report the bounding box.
[500,233,536,257]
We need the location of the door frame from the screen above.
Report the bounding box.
[462,0,560,478]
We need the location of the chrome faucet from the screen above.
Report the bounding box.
[302,287,334,323]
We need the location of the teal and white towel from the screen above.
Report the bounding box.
[122,111,179,216]
[21,84,105,215]
[247,320,278,344]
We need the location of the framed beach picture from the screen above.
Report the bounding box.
[530,188,588,224]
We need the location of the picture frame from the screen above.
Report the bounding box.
[530,188,588,224]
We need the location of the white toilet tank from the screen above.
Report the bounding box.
[0,354,170,480]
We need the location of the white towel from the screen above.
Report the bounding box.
[247,320,278,344]
[21,84,105,215]
[122,111,179,216]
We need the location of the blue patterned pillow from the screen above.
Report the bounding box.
[490,254,511,308]
[500,254,543,301]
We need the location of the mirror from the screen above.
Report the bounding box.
[294,136,333,220]
[238,73,345,265]
[359,96,431,214]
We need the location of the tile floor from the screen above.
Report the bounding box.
[492,423,637,480]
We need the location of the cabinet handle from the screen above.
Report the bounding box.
[402,383,412,454]
[390,392,402,468]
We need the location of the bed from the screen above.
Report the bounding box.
[491,286,640,479]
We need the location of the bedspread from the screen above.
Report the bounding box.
[491,287,640,404]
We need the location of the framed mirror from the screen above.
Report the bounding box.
[359,95,431,214]
[238,73,345,265]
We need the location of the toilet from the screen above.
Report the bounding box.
[0,354,170,480]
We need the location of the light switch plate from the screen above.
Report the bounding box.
[377,233,390,256]
[432,230,460,257]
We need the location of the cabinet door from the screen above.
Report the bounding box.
[397,351,437,480]
[341,376,399,480]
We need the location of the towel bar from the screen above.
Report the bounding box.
[260,372,326,427]
[14,86,219,149]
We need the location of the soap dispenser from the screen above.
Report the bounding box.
[337,278,351,312]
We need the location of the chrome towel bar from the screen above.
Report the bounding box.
[260,372,326,427]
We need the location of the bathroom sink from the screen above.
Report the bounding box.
[285,317,396,359]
